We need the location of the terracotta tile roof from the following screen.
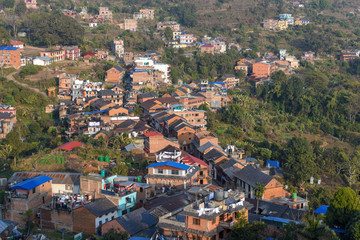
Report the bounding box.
[181,153,211,169]
[143,131,163,137]
[55,141,84,151]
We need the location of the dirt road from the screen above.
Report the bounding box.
[6,71,48,98]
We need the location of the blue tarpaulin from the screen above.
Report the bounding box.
[12,175,52,190]
[147,161,190,170]
[314,205,329,214]
[266,160,280,168]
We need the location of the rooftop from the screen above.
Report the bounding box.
[12,175,52,190]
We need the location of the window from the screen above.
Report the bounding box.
[126,197,132,203]
[106,218,108,222]
[157,169,163,174]
[193,218,200,225]
[32,188,36,194]
[171,170,179,175]
[200,171,203,176]
[140,187,143,192]
[111,216,114,220]
[99,220,102,225]
[212,219,216,224]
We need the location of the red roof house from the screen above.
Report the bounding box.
[84,52,95,59]
[181,153,211,169]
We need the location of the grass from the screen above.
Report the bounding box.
[38,155,66,165]
[36,230,92,240]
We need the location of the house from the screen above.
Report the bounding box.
[221,74,239,88]
[124,19,138,32]
[24,0,37,8]
[84,52,95,59]
[89,22,98,28]
[10,39,24,49]
[146,161,200,189]
[133,9,155,20]
[200,45,215,54]
[8,172,82,194]
[143,130,180,154]
[106,66,124,83]
[73,198,118,235]
[158,189,251,240]
[0,219,22,239]
[233,166,289,200]
[63,46,81,60]
[98,89,123,105]
[98,7,112,20]
[40,49,65,62]
[157,21,181,32]
[138,92,158,104]
[111,38,124,58]
[5,175,52,223]
[0,46,21,68]
[251,62,271,78]
[0,105,16,139]
[102,207,157,238]
[54,141,84,152]
[33,56,52,66]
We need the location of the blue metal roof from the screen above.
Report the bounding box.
[266,160,280,168]
[314,205,329,214]
[147,161,190,170]
[12,175,52,190]
[83,109,108,115]
[330,228,345,234]
[209,81,226,85]
[261,216,301,224]
[245,157,258,163]
[0,46,19,50]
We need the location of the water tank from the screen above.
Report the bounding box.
[214,189,224,201]
[99,156,104,162]
[137,176,142,182]
[105,156,110,162]
[101,170,106,177]
[292,193,297,199]
[224,191,229,199]
[207,202,216,208]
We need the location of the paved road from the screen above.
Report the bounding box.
[6,70,48,98]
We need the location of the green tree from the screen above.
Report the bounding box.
[164,27,173,41]
[4,130,23,166]
[325,187,360,228]
[23,209,35,237]
[2,0,14,8]
[284,137,317,186]
[133,105,143,117]
[230,212,266,240]
[15,0,26,16]
[302,214,339,240]
[255,183,265,214]
[346,212,360,240]
[102,228,128,240]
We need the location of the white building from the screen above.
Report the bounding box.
[33,56,52,66]
[153,63,170,83]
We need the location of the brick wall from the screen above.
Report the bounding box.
[73,207,95,235]
[263,179,289,200]
[101,219,125,235]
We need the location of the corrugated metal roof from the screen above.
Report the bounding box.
[12,175,52,190]
[147,161,190,170]
[0,46,19,50]
[9,172,82,185]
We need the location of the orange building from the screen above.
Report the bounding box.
[106,66,124,83]
[0,46,21,68]
[40,49,65,62]
[251,62,270,78]
[201,45,215,54]
[125,19,138,32]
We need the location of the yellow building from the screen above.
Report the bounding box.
[276,20,288,31]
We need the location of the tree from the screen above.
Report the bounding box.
[255,183,265,214]
[23,209,35,237]
[346,212,360,240]
[15,0,26,16]
[230,212,266,240]
[2,0,14,8]
[284,137,317,186]
[164,27,173,41]
[4,130,23,166]
[102,228,128,240]
[325,187,360,228]
[301,214,339,240]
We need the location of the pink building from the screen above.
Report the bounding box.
[64,46,81,60]
[24,0,37,9]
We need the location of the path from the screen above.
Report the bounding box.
[6,71,48,98]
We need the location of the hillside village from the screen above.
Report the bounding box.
[0,0,359,239]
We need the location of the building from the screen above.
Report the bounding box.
[98,7,112,21]
[8,172,82,194]
[73,198,118,235]
[200,45,215,54]
[158,189,250,240]
[24,0,36,8]
[133,9,154,20]
[102,207,157,238]
[111,38,124,58]
[263,19,277,30]
[0,105,16,139]
[179,34,196,45]
[106,66,124,83]
[63,46,81,60]
[251,62,271,78]
[5,175,52,223]
[40,49,65,62]
[234,166,289,200]
[157,21,181,32]
[10,40,24,49]
[146,161,200,189]
[340,50,359,62]
[0,46,21,68]
[125,19,138,32]
[33,56,52,66]
[221,74,239,88]
[143,131,180,154]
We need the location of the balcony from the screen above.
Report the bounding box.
[219,220,235,228]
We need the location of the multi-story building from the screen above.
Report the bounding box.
[99,7,112,20]
[24,0,37,9]
[0,105,16,139]
[158,189,250,240]
[146,161,200,189]
[105,66,124,83]
[251,62,271,78]
[125,19,138,32]
[63,46,81,60]
[157,21,181,32]
[179,34,196,44]
[133,9,155,20]
[200,45,215,54]
[0,46,21,68]
[111,38,124,58]
[5,175,53,223]
[40,49,65,62]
